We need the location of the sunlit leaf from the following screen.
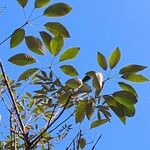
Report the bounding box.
[66,78,82,89]
[112,90,137,106]
[50,35,64,56]
[97,52,107,70]
[44,22,70,38]
[119,64,147,74]
[40,31,52,53]
[17,0,28,7]
[90,119,109,129]
[44,2,72,17]
[78,84,92,93]
[59,47,80,62]
[60,65,78,76]
[122,73,149,83]
[10,28,25,48]
[109,47,121,69]
[25,36,44,55]
[35,0,51,8]
[18,68,39,81]
[118,82,138,97]
[8,53,36,66]
[75,101,86,123]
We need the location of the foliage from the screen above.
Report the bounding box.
[0,0,149,149]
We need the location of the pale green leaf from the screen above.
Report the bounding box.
[44,22,70,38]
[50,35,64,56]
[118,82,138,97]
[112,90,137,106]
[122,73,149,83]
[35,0,51,8]
[60,65,78,76]
[59,47,80,62]
[90,119,108,128]
[109,47,121,69]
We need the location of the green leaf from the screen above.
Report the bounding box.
[35,0,51,8]
[25,36,44,55]
[112,90,137,106]
[124,105,135,117]
[10,29,25,48]
[44,22,70,38]
[60,65,78,77]
[118,82,138,97]
[109,47,121,69]
[50,35,64,56]
[17,0,28,7]
[44,2,72,17]
[18,68,39,81]
[75,101,86,123]
[119,116,126,125]
[97,52,107,70]
[28,99,34,108]
[79,138,86,149]
[85,100,94,120]
[8,53,36,66]
[66,78,82,89]
[119,64,147,74]
[59,47,80,62]
[40,31,52,53]
[78,84,92,93]
[90,119,108,129]
[122,73,149,83]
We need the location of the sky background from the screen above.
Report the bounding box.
[0,0,150,149]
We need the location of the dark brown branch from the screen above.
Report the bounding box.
[91,134,102,150]
[0,61,25,134]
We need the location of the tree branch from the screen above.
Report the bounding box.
[91,134,102,150]
[0,61,25,134]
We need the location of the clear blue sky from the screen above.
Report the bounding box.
[0,0,150,149]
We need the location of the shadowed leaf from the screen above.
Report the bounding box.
[44,2,72,17]
[8,53,36,66]
[97,52,107,70]
[10,28,25,48]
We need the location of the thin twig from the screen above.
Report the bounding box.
[49,111,75,133]
[0,22,28,46]
[91,134,102,150]
[66,132,79,150]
